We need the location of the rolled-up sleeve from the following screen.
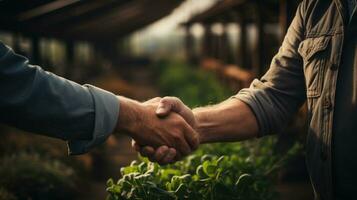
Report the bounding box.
[234,2,307,137]
[0,42,119,155]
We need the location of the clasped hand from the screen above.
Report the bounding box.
[129,97,198,165]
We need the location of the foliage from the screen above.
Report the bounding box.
[106,138,302,200]
[0,153,77,200]
[155,60,232,107]
[0,127,88,177]
[0,187,17,200]
[106,60,302,199]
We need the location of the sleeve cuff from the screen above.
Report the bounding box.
[67,85,119,155]
[232,86,271,137]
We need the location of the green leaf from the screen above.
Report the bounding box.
[202,161,217,177]
[196,165,207,178]
[235,173,253,188]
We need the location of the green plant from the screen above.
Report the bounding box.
[106,138,301,200]
[0,153,77,200]
[106,61,302,199]
[0,187,17,200]
[155,61,231,107]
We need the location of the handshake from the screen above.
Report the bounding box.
[116,96,201,165]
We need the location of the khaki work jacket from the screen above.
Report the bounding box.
[236,1,351,199]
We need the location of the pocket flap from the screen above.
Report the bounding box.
[298,36,330,61]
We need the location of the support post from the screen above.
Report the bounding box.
[202,23,213,58]
[31,36,40,65]
[185,25,195,63]
[238,14,249,69]
[65,40,74,78]
[252,0,265,76]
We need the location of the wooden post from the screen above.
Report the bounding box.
[202,23,212,58]
[31,36,40,65]
[279,0,296,42]
[238,14,249,69]
[13,33,21,53]
[252,0,265,76]
[219,25,231,63]
[185,24,195,63]
[65,41,74,78]
[279,0,288,41]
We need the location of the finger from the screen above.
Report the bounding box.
[165,97,194,126]
[154,146,169,164]
[156,96,183,117]
[183,122,200,150]
[175,134,192,157]
[157,97,196,127]
[156,101,172,117]
[141,146,155,157]
[178,104,196,128]
[156,97,180,115]
[162,148,177,164]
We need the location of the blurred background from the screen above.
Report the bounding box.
[0,0,313,199]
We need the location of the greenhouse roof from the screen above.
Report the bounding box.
[0,0,181,42]
[183,0,279,25]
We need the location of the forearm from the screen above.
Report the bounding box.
[194,98,259,144]
[0,42,93,139]
[0,42,119,144]
[115,96,143,134]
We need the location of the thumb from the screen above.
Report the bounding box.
[156,99,173,117]
[156,97,196,127]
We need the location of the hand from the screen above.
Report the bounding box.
[132,97,199,165]
[116,96,199,157]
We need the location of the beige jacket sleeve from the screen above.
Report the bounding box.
[235,2,307,136]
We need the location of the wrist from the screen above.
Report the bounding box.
[193,108,209,144]
[116,96,143,134]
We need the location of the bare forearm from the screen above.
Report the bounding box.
[194,98,259,144]
[116,96,141,133]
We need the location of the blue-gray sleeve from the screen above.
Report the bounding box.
[0,42,119,155]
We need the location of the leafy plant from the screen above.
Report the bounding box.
[0,153,77,200]
[106,61,302,199]
[155,61,232,107]
[0,187,17,200]
[106,138,301,200]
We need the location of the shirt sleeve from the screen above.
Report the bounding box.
[234,2,307,137]
[0,42,119,155]
[68,85,119,155]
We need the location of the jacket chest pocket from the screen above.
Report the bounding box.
[298,36,331,98]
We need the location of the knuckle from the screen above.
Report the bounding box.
[160,98,168,104]
[165,96,179,104]
[162,96,173,102]
[170,96,179,102]
[174,97,183,104]
[153,97,162,102]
